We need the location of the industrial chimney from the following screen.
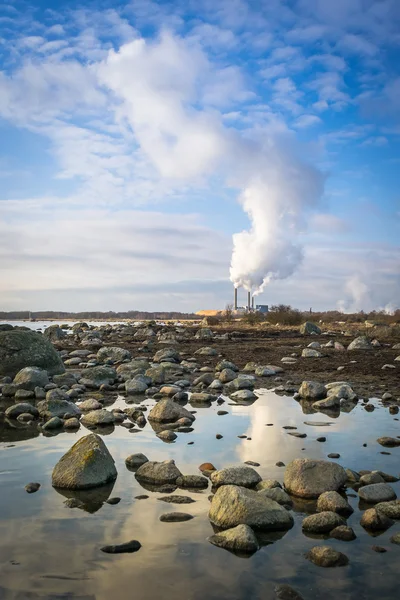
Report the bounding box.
[234,287,238,311]
[247,291,251,310]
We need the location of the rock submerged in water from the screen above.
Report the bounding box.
[101,540,141,554]
[159,512,194,522]
[302,511,346,534]
[135,460,182,485]
[358,483,397,504]
[209,485,294,531]
[125,453,149,469]
[52,434,117,490]
[148,398,195,423]
[283,459,347,499]
[274,584,305,599]
[360,508,393,531]
[306,546,349,567]
[208,524,259,554]
[0,330,65,378]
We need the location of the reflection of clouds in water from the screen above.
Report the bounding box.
[1,391,400,599]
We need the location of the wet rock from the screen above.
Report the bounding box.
[125,378,148,395]
[125,453,149,469]
[101,540,141,553]
[157,430,177,442]
[360,473,385,486]
[348,336,373,350]
[13,366,49,391]
[159,512,194,522]
[287,432,307,438]
[329,525,356,541]
[274,584,304,600]
[390,533,400,544]
[345,468,360,483]
[64,417,80,429]
[284,459,347,499]
[0,330,65,378]
[313,396,340,409]
[135,460,182,485]
[300,322,321,335]
[190,392,217,403]
[361,508,393,531]
[306,546,348,567]
[377,437,400,447]
[375,500,400,519]
[81,409,115,427]
[105,497,121,505]
[328,453,341,459]
[176,475,208,489]
[259,487,292,507]
[148,398,195,423]
[79,365,117,388]
[25,482,40,493]
[43,416,64,430]
[256,480,282,491]
[64,497,85,509]
[79,399,103,411]
[317,491,353,516]
[372,545,387,552]
[230,389,258,401]
[145,366,165,384]
[211,466,261,489]
[209,485,294,530]
[358,483,397,503]
[219,368,237,383]
[5,403,39,419]
[208,524,259,554]
[298,381,326,401]
[302,511,346,534]
[52,433,117,489]
[158,495,195,504]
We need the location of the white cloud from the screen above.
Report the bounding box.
[338,33,378,56]
[294,114,322,129]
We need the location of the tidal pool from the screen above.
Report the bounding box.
[0,390,399,600]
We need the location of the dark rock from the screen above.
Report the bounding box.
[208,524,259,554]
[0,330,65,378]
[101,540,141,553]
[158,495,195,504]
[274,584,305,600]
[159,512,194,522]
[25,482,40,493]
[329,525,356,541]
[306,546,349,567]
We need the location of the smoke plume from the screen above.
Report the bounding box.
[99,32,324,294]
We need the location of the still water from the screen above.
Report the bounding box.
[0,391,399,600]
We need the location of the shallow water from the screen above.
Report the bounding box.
[0,390,399,600]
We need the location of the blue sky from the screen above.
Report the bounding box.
[0,0,399,312]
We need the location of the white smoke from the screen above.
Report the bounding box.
[337,275,369,312]
[99,32,324,293]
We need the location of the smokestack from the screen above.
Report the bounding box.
[234,287,238,311]
[247,291,251,310]
[252,296,254,309]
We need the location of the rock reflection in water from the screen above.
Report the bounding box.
[54,481,116,513]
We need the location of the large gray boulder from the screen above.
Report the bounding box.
[209,485,294,530]
[347,336,373,350]
[13,367,49,391]
[317,491,353,516]
[300,322,321,335]
[211,466,261,489]
[52,433,117,490]
[148,398,195,423]
[0,330,65,378]
[284,459,347,499]
[79,365,117,388]
[135,460,182,484]
[208,524,259,554]
[97,346,131,363]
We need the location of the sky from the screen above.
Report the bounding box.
[0,0,399,313]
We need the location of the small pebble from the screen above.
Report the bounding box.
[372,546,387,553]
